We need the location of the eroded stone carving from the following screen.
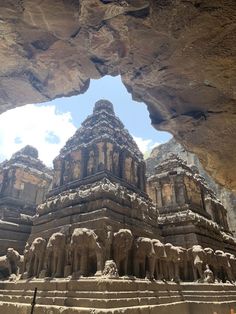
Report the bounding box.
[71,228,103,277]
[113,229,133,276]
[0,248,22,279]
[0,146,52,255]
[102,260,119,279]
[7,226,236,285]
[44,232,66,278]
[27,237,46,278]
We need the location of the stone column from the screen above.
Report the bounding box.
[176,179,187,205]
[170,176,177,206]
[104,142,108,170]
[138,162,146,192]
[94,145,99,173]
[120,151,126,179]
[81,148,88,178]
[153,181,163,207]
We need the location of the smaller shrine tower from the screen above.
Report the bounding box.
[147,154,233,252]
[0,146,52,254]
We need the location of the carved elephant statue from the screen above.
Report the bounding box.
[215,250,234,283]
[22,242,33,278]
[226,253,236,282]
[149,239,166,280]
[113,229,133,276]
[204,247,217,281]
[133,237,155,278]
[45,232,66,278]
[164,243,182,282]
[28,237,47,278]
[70,228,103,277]
[190,245,206,282]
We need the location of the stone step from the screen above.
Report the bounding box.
[0,294,161,308]
[183,294,236,301]
[0,291,184,309]
[0,289,158,298]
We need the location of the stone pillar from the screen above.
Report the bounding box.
[138,162,146,192]
[120,151,126,179]
[94,145,99,173]
[142,162,147,193]
[112,148,120,177]
[176,178,187,205]
[170,176,177,205]
[104,142,108,170]
[81,148,88,178]
[153,182,163,207]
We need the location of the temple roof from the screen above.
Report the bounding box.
[151,153,223,205]
[0,145,52,177]
[60,99,143,161]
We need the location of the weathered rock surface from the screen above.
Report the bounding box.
[146,138,236,236]
[0,145,53,254]
[0,1,235,190]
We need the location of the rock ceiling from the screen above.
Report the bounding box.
[0,0,235,190]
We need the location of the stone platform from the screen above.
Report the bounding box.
[0,279,236,314]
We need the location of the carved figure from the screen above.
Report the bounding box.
[70,228,103,277]
[28,237,46,277]
[87,150,95,175]
[6,248,22,276]
[226,253,236,281]
[164,243,181,282]
[112,150,119,176]
[0,255,10,278]
[113,229,133,276]
[215,250,234,283]
[204,264,214,283]
[150,239,166,280]
[45,232,66,277]
[104,225,113,261]
[134,237,155,278]
[0,248,22,279]
[190,245,206,282]
[102,260,119,278]
[204,247,217,280]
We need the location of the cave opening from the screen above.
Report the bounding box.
[0,75,172,167]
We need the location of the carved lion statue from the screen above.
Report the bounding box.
[0,248,22,279]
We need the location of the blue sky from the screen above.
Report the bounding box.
[0,76,171,166]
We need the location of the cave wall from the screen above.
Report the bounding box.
[0,0,235,190]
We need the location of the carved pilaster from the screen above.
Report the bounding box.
[153,181,163,207]
[170,176,177,206]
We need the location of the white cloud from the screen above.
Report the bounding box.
[0,104,76,166]
[133,136,160,156]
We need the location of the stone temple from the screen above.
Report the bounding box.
[0,146,52,255]
[0,100,236,314]
[147,155,235,252]
[29,99,160,277]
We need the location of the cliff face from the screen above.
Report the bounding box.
[0,1,235,191]
[146,139,236,236]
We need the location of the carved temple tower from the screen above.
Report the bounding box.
[29,100,160,272]
[0,146,52,255]
[147,154,235,252]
